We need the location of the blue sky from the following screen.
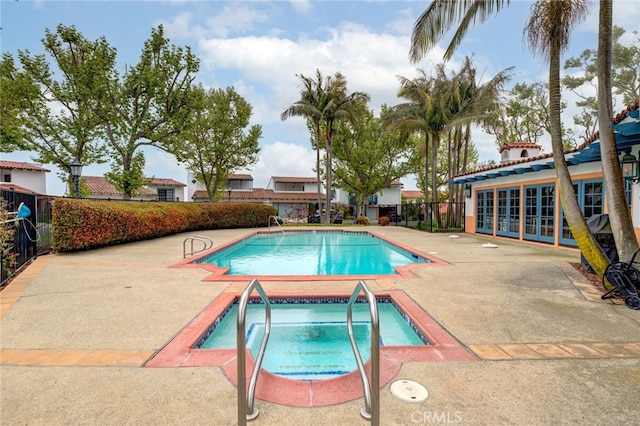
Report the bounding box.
[2,0,639,196]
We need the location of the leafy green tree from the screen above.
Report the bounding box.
[104,151,148,198]
[330,103,415,217]
[484,82,547,145]
[0,24,115,192]
[95,25,199,199]
[169,86,261,201]
[563,25,640,142]
[483,82,575,149]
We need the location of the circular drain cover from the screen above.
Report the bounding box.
[390,380,428,402]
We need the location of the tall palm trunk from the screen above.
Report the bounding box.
[325,127,333,224]
[548,27,608,276]
[431,131,439,203]
[313,122,322,216]
[597,0,638,261]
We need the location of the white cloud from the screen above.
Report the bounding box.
[239,141,317,188]
[289,0,313,15]
[206,4,270,38]
[197,21,445,125]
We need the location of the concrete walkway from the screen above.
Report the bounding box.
[1,227,639,425]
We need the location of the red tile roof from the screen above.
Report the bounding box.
[499,142,542,153]
[455,102,640,179]
[229,173,253,181]
[270,176,318,184]
[0,182,43,195]
[192,188,324,202]
[82,176,156,196]
[0,160,50,173]
[402,190,424,199]
[147,177,185,187]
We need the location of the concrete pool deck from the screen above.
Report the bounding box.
[1,227,639,425]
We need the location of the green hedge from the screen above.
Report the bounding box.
[52,199,277,252]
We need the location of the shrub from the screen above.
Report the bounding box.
[52,199,277,252]
[355,216,369,225]
[378,216,390,226]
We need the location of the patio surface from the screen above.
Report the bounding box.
[1,227,639,425]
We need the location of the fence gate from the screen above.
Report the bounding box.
[1,189,39,287]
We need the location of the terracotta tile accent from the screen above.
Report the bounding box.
[526,344,574,358]
[111,350,155,366]
[73,350,123,366]
[6,350,58,365]
[589,343,638,358]
[468,345,512,360]
[39,350,92,366]
[0,349,28,364]
[558,343,607,358]
[620,343,640,356]
[0,304,14,318]
[498,344,544,359]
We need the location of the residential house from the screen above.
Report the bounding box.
[267,176,323,219]
[452,103,640,246]
[189,173,255,202]
[334,180,404,221]
[189,172,408,222]
[191,174,323,220]
[401,190,425,203]
[0,160,49,195]
[82,176,186,201]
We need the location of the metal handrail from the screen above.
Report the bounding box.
[237,279,272,424]
[268,215,284,232]
[182,235,213,258]
[347,280,380,424]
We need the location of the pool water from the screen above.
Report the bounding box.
[194,230,428,276]
[196,298,430,380]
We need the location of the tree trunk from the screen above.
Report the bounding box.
[431,131,439,203]
[597,0,639,261]
[314,123,322,217]
[315,146,321,214]
[549,37,609,276]
[424,133,429,203]
[325,128,333,224]
[122,153,132,201]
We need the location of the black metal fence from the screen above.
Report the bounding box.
[380,202,466,233]
[1,189,53,287]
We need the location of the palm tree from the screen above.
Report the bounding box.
[389,70,436,201]
[525,0,609,275]
[391,58,511,203]
[411,0,628,275]
[282,70,369,223]
[410,0,510,63]
[445,57,513,191]
[596,0,638,261]
[281,71,325,215]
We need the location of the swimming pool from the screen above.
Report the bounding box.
[146,291,476,407]
[195,297,430,380]
[180,230,440,280]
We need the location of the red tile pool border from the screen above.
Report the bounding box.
[170,229,449,281]
[145,290,475,407]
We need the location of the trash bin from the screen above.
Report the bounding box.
[581,214,619,273]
